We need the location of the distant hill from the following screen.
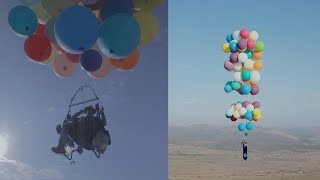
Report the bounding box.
[169,125,320,152]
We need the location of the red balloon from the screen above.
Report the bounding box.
[230,116,237,121]
[24,34,52,61]
[55,44,80,63]
[36,24,45,36]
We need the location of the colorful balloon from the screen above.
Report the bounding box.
[110,49,140,71]
[253,51,263,60]
[238,39,247,50]
[247,39,255,50]
[24,34,51,62]
[133,0,162,11]
[240,29,250,39]
[80,49,102,72]
[8,5,38,36]
[224,84,232,93]
[222,43,230,53]
[233,72,241,82]
[55,6,99,54]
[98,13,141,59]
[252,101,260,108]
[134,12,159,46]
[31,2,50,24]
[253,60,263,70]
[41,0,76,17]
[246,122,254,130]
[232,31,240,41]
[250,71,261,84]
[100,0,134,20]
[53,55,77,78]
[229,41,238,52]
[224,60,233,71]
[230,53,238,63]
[231,81,241,91]
[244,111,253,120]
[238,53,248,63]
[226,34,233,43]
[238,123,246,131]
[45,17,57,44]
[249,31,259,41]
[240,84,251,95]
[245,49,253,59]
[233,62,242,72]
[251,84,259,95]
[255,41,264,52]
[241,70,251,81]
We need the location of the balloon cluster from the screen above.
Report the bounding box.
[8,0,161,78]
[225,100,261,132]
[222,29,264,95]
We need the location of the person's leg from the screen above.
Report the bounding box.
[52,121,72,154]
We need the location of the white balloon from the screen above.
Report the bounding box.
[249,31,259,41]
[235,103,242,110]
[226,108,234,117]
[233,62,242,72]
[250,71,261,84]
[244,59,254,70]
[239,107,247,116]
[232,30,241,41]
[233,72,241,82]
[233,110,240,118]
[231,104,235,110]
[238,53,248,63]
[246,104,254,112]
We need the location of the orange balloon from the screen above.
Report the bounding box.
[88,56,112,79]
[111,49,140,71]
[253,51,263,60]
[53,55,77,78]
[249,100,254,104]
[254,60,264,70]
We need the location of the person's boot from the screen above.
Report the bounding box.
[51,146,66,154]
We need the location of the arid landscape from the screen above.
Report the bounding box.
[169,125,320,180]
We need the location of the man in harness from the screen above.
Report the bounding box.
[51,105,111,155]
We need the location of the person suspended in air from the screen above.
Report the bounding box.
[51,104,111,155]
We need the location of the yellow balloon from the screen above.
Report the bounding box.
[134,12,159,46]
[40,44,57,65]
[133,0,162,12]
[32,2,50,24]
[222,43,230,53]
[244,59,254,70]
[254,114,261,121]
[41,0,76,17]
[253,108,261,116]
[233,110,240,118]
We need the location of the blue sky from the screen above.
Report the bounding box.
[169,0,320,127]
[0,0,167,179]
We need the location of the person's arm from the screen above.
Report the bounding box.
[69,110,84,122]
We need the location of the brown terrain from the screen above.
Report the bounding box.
[169,125,320,180]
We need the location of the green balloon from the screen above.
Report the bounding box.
[245,49,253,59]
[255,41,264,52]
[226,81,233,86]
[231,81,241,91]
[241,70,251,81]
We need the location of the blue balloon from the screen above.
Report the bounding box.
[237,101,243,104]
[246,122,254,130]
[238,123,246,131]
[8,5,38,36]
[229,42,238,52]
[241,84,251,95]
[244,111,253,120]
[224,84,232,93]
[226,34,233,43]
[20,0,40,6]
[80,49,102,72]
[100,0,135,21]
[98,13,141,59]
[55,6,99,54]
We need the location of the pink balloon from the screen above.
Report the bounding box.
[240,29,250,39]
[247,39,256,49]
[88,56,112,78]
[53,55,77,78]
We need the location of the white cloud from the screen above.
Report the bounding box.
[0,157,63,180]
[48,107,55,112]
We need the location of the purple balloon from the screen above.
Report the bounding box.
[252,101,260,108]
[251,84,260,95]
[230,53,238,63]
[224,60,233,71]
[238,39,247,50]
[242,101,249,107]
